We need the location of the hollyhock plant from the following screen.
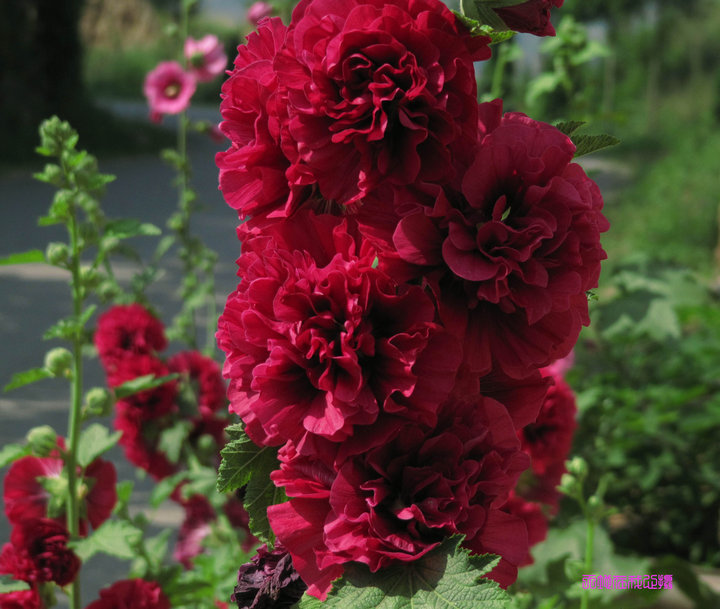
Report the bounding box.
[0,588,42,609]
[217,213,462,450]
[3,453,117,534]
[247,1,274,26]
[493,0,564,37]
[390,100,608,379]
[94,303,167,367]
[105,355,177,419]
[85,579,170,609]
[0,519,80,586]
[185,35,228,82]
[273,0,491,207]
[267,398,530,598]
[231,543,307,609]
[143,61,197,123]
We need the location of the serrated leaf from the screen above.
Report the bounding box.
[4,368,53,392]
[43,317,79,341]
[573,134,621,158]
[77,424,122,467]
[70,519,143,561]
[0,249,45,265]
[0,443,32,467]
[298,537,507,609]
[104,218,162,240]
[217,424,274,493]
[554,120,586,137]
[0,576,30,593]
[113,373,178,399]
[244,452,287,544]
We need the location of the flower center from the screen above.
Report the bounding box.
[164,83,181,99]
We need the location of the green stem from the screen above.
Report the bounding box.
[580,506,595,609]
[65,190,84,609]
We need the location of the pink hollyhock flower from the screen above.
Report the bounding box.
[216,212,461,450]
[184,35,228,82]
[94,304,167,367]
[268,398,530,598]
[3,453,117,535]
[390,100,608,379]
[0,587,42,609]
[0,519,80,586]
[273,0,491,208]
[247,1,274,26]
[493,0,563,37]
[143,61,196,123]
[85,579,170,609]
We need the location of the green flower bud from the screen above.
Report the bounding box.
[45,242,70,267]
[84,387,113,417]
[44,347,73,377]
[80,266,100,288]
[566,456,588,479]
[26,425,58,457]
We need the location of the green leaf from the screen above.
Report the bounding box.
[244,451,287,545]
[149,471,189,509]
[217,424,273,493]
[298,537,507,609]
[77,424,122,467]
[573,134,621,158]
[113,373,178,399]
[4,368,53,392]
[554,120,586,137]
[0,249,45,265]
[0,443,32,467]
[0,576,30,593]
[104,218,162,240]
[70,519,143,561]
[157,420,193,464]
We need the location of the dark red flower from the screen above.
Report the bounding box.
[0,587,42,609]
[94,304,167,367]
[0,519,79,586]
[168,351,226,416]
[493,0,563,37]
[518,367,577,508]
[3,454,117,535]
[501,492,548,567]
[274,0,490,208]
[107,355,177,420]
[390,101,608,379]
[85,579,170,609]
[231,543,307,609]
[268,398,530,598]
[217,213,461,450]
[114,403,178,481]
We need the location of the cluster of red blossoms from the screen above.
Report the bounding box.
[94,303,256,567]
[215,0,603,600]
[0,439,115,607]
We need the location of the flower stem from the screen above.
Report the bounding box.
[65,183,84,609]
[579,504,595,609]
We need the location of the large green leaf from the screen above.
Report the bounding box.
[70,519,143,561]
[3,368,53,392]
[77,423,122,467]
[217,424,275,493]
[298,537,508,609]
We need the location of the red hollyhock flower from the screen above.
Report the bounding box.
[493,0,563,37]
[107,355,177,420]
[173,494,216,569]
[3,454,117,534]
[0,587,42,609]
[518,367,577,508]
[94,304,167,367]
[268,398,530,598]
[167,350,226,416]
[114,403,178,481]
[391,101,608,379]
[217,213,461,450]
[500,492,548,567]
[274,0,490,207]
[0,519,80,586]
[85,579,170,609]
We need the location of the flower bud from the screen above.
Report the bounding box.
[46,242,70,267]
[566,456,588,479]
[84,387,113,417]
[44,347,73,378]
[26,425,58,457]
